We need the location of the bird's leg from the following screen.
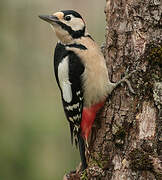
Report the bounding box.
[85,137,90,156]
[114,70,136,94]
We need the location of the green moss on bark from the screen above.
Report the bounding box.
[129,149,153,171]
[147,45,162,66]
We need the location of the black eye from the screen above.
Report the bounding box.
[64,15,71,21]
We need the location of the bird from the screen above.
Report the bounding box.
[39,10,135,171]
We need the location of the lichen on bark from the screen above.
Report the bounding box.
[64,0,162,179]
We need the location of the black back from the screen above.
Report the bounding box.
[54,42,85,146]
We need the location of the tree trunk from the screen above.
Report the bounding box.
[64,0,162,179]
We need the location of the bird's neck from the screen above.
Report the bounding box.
[56,30,88,45]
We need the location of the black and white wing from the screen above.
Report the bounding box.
[54,42,85,146]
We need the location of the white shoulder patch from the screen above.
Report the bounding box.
[58,56,72,103]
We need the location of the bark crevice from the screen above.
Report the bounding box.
[64,0,162,179]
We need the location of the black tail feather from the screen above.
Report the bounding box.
[78,134,87,170]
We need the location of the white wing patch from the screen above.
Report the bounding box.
[58,56,72,103]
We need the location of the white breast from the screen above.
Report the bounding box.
[81,52,109,107]
[66,36,114,107]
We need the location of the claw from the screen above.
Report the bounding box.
[123,79,135,94]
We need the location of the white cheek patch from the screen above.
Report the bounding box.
[70,17,85,31]
[58,56,72,103]
[63,15,85,31]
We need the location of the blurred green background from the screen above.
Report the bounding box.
[0,0,105,179]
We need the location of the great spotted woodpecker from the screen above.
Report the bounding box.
[39,10,135,170]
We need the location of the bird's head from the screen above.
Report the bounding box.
[39,10,86,43]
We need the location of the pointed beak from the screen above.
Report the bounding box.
[38,15,59,24]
